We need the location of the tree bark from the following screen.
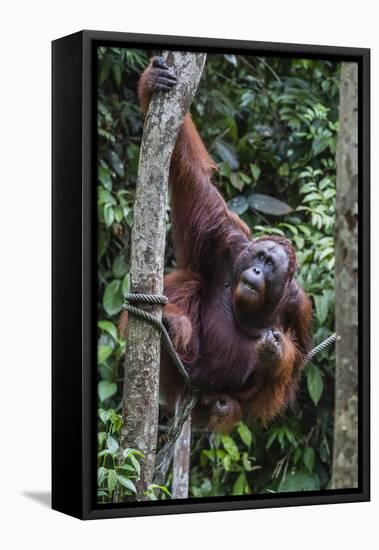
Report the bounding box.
[172,395,192,499]
[331,62,359,489]
[121,51,206,500]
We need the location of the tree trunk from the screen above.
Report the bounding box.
[172,395,191,499]
[331,62,359,489]
[121,51,206,500]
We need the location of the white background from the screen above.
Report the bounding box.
[0,1,376,548]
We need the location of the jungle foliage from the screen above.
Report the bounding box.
[96,47,339,502]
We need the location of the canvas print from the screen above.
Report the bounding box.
[96,47,359,504]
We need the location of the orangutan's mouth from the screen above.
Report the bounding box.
[242,281,258,294]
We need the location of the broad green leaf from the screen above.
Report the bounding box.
[130,454,141,477]
[123,448,144,459]
[221,435,240,461]
[98,320,118,341]
[314,293,329,325]
[98,165,112,190]
[98,380,117,402]
[110,150,124,177]
[98,345,112,364]
[112,254,128,278]
[117,475,137,493]
[98,187,116,206]
[104,204,114,227]
[248,193,292,216]
[147,484,171,497]
[118,464,135,473]
[302,192,323,203]
[232,473,246,496]
[303,446,315,472]
[97,466,107,486]
[107,469,118,495]
[98,449,115,458]
[228,196,248,215]
[250,163,261,181]
[103,280,123,316]
[278,470,320,492]
[106,435,119,453]
[98,408,111,423]
[215,140,239,170]
[237,422,252,448]
[307,365,324,405]
[230,172,244,191]
[278,163,289,177]
[97,431,106,448]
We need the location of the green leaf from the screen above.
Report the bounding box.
[97,466,107,486]
[314,293,329,325]
[103,280,124,316]
[232,473,246,496]
[98,187,116,205]
[237,422,252,448]
[112,254,128,278]
[98,345,112,365]
[110,150,124,177]
[250,163,261,181]
[118,463,135,473]
[302,192,323,203]
[307,365,324,405]
[303,446,315,472]
[228,196,248,215]
[98,165,112,190]
[123,448,144,459]
[147,484,171,497]
[98,381,117,402]
[130,454,141,477]
[99,408,111,423]
[215,140,239,170]
[98,320,118,341]
[221,435,240,461]
[107,469,118,495]
[278,163,289,177]
[230,172,244,191]
[97,431,106,448]
[104,204,114,227]
[117,475,137,493]
[106,435,119,453]
[312,136,329,157]
[248,193,293,216]
[278,470,320,492]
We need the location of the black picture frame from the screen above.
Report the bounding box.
[52,30,370,520]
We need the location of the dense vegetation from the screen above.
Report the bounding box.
[96,47,340,502]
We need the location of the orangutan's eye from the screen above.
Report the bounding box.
[258,252,265,261]
[267,259,273,267]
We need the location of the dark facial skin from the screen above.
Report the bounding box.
[233,240,290,333]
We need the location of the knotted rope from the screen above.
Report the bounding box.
[304,332,337,364]
[124,293,199,484]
